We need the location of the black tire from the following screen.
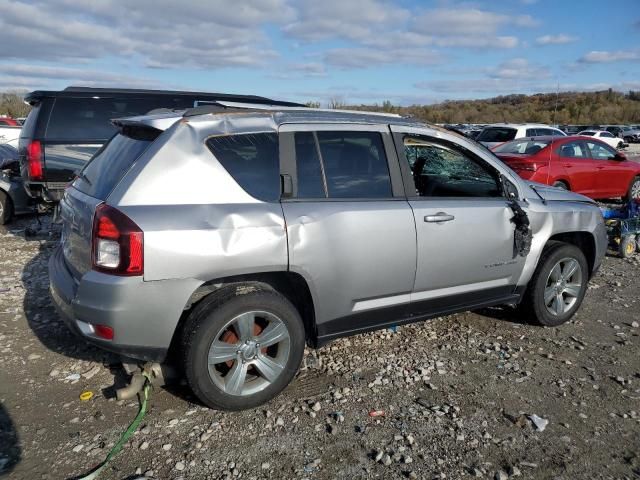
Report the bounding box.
[625,176,640,203]
[552,181,568,190]
[521,242,589,327]
[181,284,305,410]
[0,190,13,225]
[620,235,636,259]
[617,141,624,150]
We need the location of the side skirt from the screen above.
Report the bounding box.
[315,286,520,347]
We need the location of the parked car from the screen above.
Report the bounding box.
[0,117,19,126]
[19,86,303,206]
[602,125,625,138]
[621,126,640,144]
[577,130,625,149]
[477,123,566,149]
[493,136,640,201]
[50,105,607,410]
[0,144,34,224]
[0,123,21,148]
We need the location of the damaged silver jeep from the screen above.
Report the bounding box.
[49,103,607,410]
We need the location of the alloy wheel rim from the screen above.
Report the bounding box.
[631,181,640,200]
[207,311,290,397]
[544,257,583,316]
[0,201,3,218]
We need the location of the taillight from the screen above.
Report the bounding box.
[92,204,143,276]
[26,140,43,180]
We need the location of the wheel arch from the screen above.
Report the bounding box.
[546,231,596,277]
[168,271,318,360]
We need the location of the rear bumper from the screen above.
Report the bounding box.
[23,180,64,203]
[49,246,201,363]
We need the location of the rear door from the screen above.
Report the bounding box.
[555,140,595,195]
[391,126,526,312]
[279,124,417,340]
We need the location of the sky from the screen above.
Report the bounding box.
[1,0,639,106]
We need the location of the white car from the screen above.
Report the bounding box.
[477,123,566,149]
[578,130,625,150]
[0,125,20,148]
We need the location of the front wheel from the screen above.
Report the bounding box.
[620,235,636,258]
[552,181,568,190]
[521,242,588,327]
[181,285,305,410]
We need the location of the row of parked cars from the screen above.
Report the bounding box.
[446,122,640,145]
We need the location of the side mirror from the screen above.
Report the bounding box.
[614,151,627,161]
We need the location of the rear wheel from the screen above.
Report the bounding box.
[521,242,588,326]
[181,285,305,410]
[0,190,13,225]
[626,177,640,202]
[552,181,568,190]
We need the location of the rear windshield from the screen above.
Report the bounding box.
[493,139,551,154]
[19,104,40,139]
[477,127,517,143]
[46,96,194,141]
[73,128,158,199]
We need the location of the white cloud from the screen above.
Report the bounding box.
[282,0,408,42]
[579,50,640,63]
[536,34,578,45]
[0,0,290,68]
[324,47,442,68]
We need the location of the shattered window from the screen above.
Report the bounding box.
[404,139,501,198]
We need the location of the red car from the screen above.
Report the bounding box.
[492,136,640,201]
[0,117,19,127]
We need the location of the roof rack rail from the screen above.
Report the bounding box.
[183,101,402,118]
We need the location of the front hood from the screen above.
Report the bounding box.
[527,181,595,203]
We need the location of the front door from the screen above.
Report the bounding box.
[586,141,629,198]
[392,128,527,312]
[279,124,417,340]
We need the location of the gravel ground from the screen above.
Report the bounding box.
[1,214,639,480]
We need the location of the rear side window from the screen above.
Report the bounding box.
[493,139,551,154]
[316,131,392,198]
[294,132,325,198]
[206,133,280,202]
[46,97,195,141]
[477,127,517,143]
[74,130,156,199]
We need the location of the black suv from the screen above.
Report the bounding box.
[19,86,301,205]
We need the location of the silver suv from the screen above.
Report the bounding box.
[50,104,607,410]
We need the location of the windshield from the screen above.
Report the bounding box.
[476,127,517,143]
[493,139,551,154]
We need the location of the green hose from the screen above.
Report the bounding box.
[71,373,151,480]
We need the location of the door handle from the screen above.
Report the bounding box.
[424,212,455,223]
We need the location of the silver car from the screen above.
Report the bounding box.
[50,104,607,410]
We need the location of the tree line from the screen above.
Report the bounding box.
[319,89,640,125]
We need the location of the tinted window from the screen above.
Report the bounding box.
[558,141,588,158]
[587,142,616,160]
[404,140,501,198]
[579,131,595,136]
[294,132,325,198]
[316,131,392,198]
[525,128,538,136]
[75,130,156,199]
[494,139,551,154]
[551,129,565,136]
[46,97,196,141]
[207,133,280,202]
[477,127,517,143]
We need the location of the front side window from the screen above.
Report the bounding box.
[558,141,588,158]
[316,131,392,198]
[601,132,614,138]
[404,139,502,198]
[294,132,325,198]
[586,141,616,160]
[206,132,280,202]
